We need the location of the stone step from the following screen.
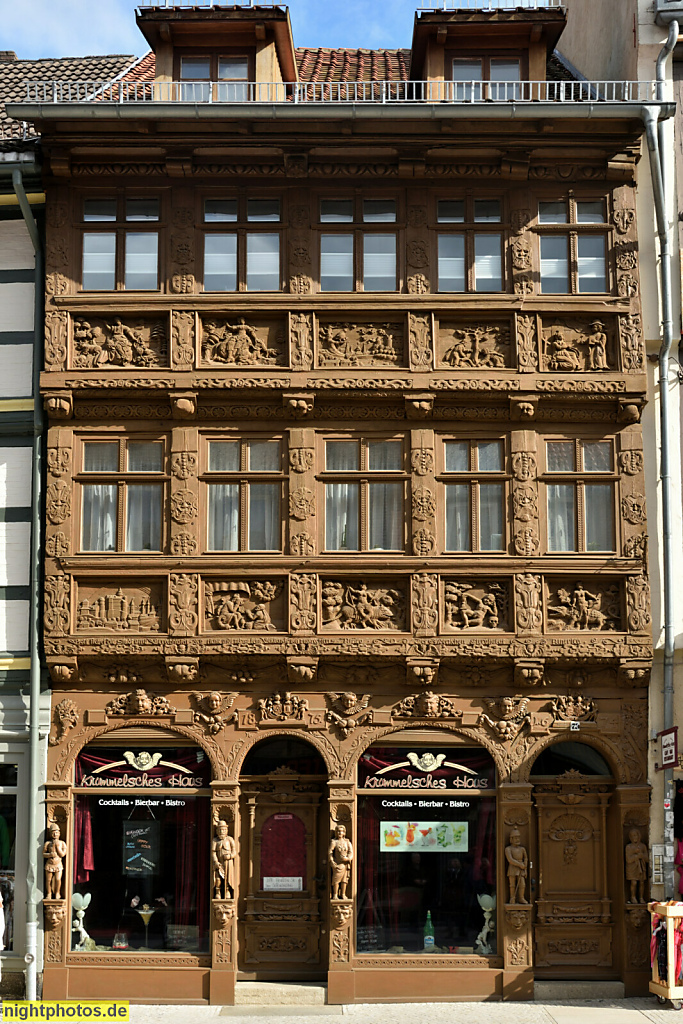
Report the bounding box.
[234,982,328,1006]
[535,980,626,1001]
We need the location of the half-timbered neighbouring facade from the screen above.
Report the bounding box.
[9,0,665,1003]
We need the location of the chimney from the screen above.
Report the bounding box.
[0,51,18,62]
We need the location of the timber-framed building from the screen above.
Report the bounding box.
[9,0,666,1003]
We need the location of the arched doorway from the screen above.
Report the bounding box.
[237,736,328,980]
[530,740,618,979]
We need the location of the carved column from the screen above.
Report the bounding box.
[43,783,72,996]
[288,427,317,556]
[45,427,74,576]
[510,430,539,559]
[288,186,313,296]
[612,785,651,995]
[169,426,199,559]
[169,187,196,295]
[209,781,240,1005]
[499,783,534,999]
[326,780,355,1005]
[405,188,430,296]
[410,428,436,558]
[508,190,534,300]
[618,428,647,565]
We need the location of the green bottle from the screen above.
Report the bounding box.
[423,910,435,950]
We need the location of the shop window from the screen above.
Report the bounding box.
[538,198,609,294]
[79,438,166,553]
[543,438,616,553]
[204,437,283,552]
[202,197,280,291]
[357,744,496,955]
[319,198,398,292]
[437,198,503,292]
[82,197,159,291]
[440,439,506,552]
[179,55,250,101]
[0,764,17,952]
[323,437,405,552]
[530,741,612,777]
[241,737,326,776]
[72,745,211,954]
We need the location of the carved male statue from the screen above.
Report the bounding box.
[329,824,354,900]
[625,827,648,904]
[43,822,67,900]
[212,820,236,899]
[505,828,528,905]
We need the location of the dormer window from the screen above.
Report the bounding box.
[179,56,250,101]
[451,57,521,100]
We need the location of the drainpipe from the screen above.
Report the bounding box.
[12,167,44,1001]
[642,16,679,897]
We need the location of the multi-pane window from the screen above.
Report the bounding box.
[450,57,521,100]
[205,438,282,551]
[538,198,609,294]
[319,199,398,292]
[544,439,615,552]
[179,55,250,101]
[323,438,405,551]
[82,197,159,291]
[203,198,280,291]
[437,198,503,292]
[79,439,165,552]
[442,439,506,552]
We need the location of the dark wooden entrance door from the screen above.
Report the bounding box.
[533,772,615,977]
[238,771,324,978]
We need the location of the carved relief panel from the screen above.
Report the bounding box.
[443,580,510,633]
[541,317,616,372]
[321,580,407,631]
[317,320,404,368]
[204,580,286,633]
[437,318,512,370]
[545,580,622,632]
[76,581,164,633]
[73,315,168,369]
[200,316,287,367]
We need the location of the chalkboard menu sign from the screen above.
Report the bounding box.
[122,821,160,876]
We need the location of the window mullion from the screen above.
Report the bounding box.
[116,227,125,290]
[117,479,125,552]
[569,231,579,294]
[576,481,585,553]
[355,228,362,292]
[238,227,247,292]
[360,479,368,551]
[466,230,475,292]
[240,479,249,551]
[472,480,480,553]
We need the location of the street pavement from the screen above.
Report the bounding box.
[125,999,683,1024]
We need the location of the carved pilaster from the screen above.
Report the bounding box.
[405,186,430,293]
[499,784,533,972]
[408,312,433,371]
[289,312,313,371]
[169,426,199,557]
[289,573,318,634]
[288,427,316,556]
[510,431,539,558]
[410,428,436,557]
[509,190,533,298]
[169,189,196,293]
[45,428,74,571]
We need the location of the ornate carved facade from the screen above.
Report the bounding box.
[29,0,653,1008]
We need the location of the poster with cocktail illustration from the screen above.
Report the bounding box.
[380,821,468,853]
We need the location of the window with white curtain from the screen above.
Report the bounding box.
[319,198,398,292]
[437,197,503,292]
[205,438,282,551]
[202,198,281,292]
[323,437,404,551]
[82,197,159,291]
[544,439,615,553]
[538,198,609,294]
[441,439,506,552]
[80,438,165,552]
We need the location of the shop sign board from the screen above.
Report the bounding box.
[263,876,303,891]
[122,820,160,875]
[359,747,495,790]
[657,728,678,771]
[76,747,211,788]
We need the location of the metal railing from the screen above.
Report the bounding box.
[419,0,563,8]
[23,78,661,104]
[138,1,286,7]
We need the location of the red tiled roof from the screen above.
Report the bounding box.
[295,48,411,83]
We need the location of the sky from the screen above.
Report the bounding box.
[0,1,429,61]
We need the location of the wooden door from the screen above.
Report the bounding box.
[533,775,614,976]
[239,773,324,978]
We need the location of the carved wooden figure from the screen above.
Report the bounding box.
[212,820,236,900]
[505,829,529,905]
[625,828,648,904]
[43,822,67,900]
[329,825,354,901]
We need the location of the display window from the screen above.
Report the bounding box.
[0,763,18,952]
[357,745,496,955]
[72,746,211,954]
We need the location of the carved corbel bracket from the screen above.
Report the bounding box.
[514,659,546,688]
[48,657,79,685]
[43,899,68,930]
[165,656,200,685]
[165,155,194,177]
[618,401,642,424]
[284,393,314,418]
[212,899,236,929]
[44,391,73,420]
[330,900,354,930]
[287,655,319,685]
[618,660,651,688]
[504,904,532,931]
[405,393,434,419]
[170,391,198,420]
[406,656,440,688]
[510,397,538,421]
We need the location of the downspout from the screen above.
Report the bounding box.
[643,16,679,896]
[12,167,44,1000]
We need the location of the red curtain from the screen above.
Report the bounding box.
[173,797,210,945]
[74,796,95,884]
